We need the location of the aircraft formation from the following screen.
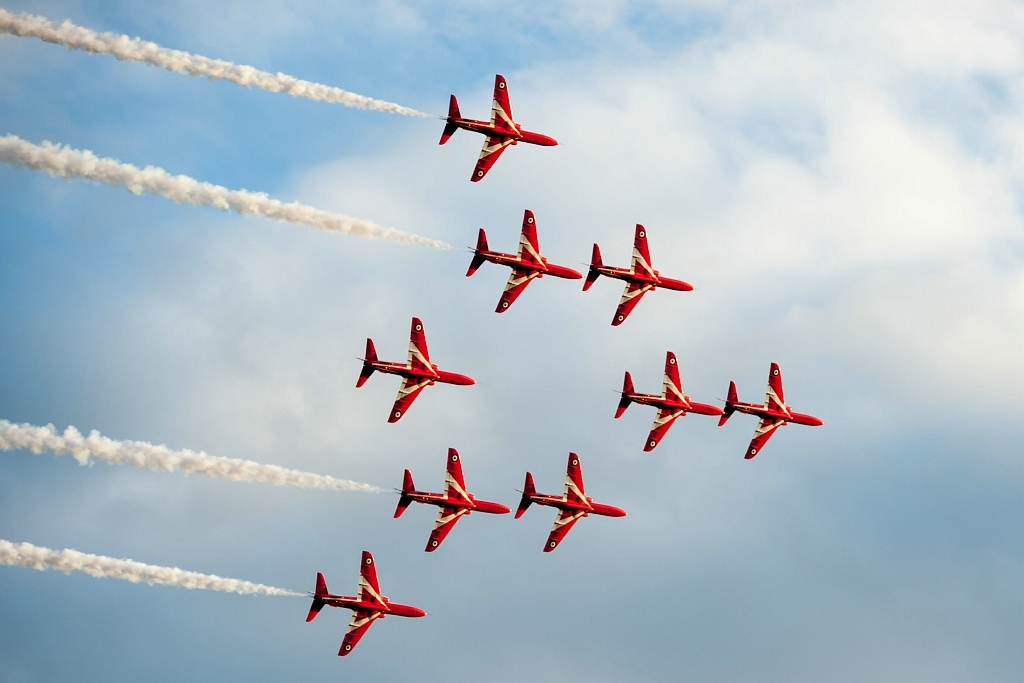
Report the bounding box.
[306,75,824,655]
[0,50,824,659]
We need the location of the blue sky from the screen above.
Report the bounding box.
[1,1,1022,681]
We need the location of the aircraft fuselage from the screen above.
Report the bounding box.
[405,490,510,515]
[523,493,627,518]
[625,391,723,417]
[477,249,582,279]
[447,116,558,147]
[729,400,823,426]
[366,360,475,386]
[317,593,426,619]
[591,265,693,291]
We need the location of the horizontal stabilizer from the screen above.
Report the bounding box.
[615,371,634,418]
[515,472,536,518]
[356,339,377,388]
[718,381,738,426]
[583,244,602,291]
[439,95,460,145]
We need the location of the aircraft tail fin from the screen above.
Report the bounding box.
[583,243,603,291]
[306,572,328,622]
[395,469,415,517]
[615,371,634,418]
[356,339,377,387]
[439,95,460,145]
[515,472,535,518]
[719,380,738,426]
[466,229,488,276]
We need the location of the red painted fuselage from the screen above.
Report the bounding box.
[719,363,823,459]
[515,453,626,552]
[467,210,582,313]
[356,317,474,423]
[440,75,557,181]
[396,449,511,551]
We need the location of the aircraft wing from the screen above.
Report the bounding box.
[356,551,387,609]
[745,417,786,459]
[661,351,684,403]
[544,508,586,552]
[496,268,541,312]
[338,609,383,656]
[489,74,516,132]
[406,317,432,373]
[426,506,470,551]
[631,224,655,278]
[443,449,472,503]
[388,377,432,422]
[612,282,654,325]
[562,453,588,505]
[516,210,544,266]
[644,407,684,452]
[764,362,788,414]
[471,135,515,182]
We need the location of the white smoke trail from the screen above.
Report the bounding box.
[0,134,451,249]
[0,419,381,494]
[0,9,428,117]
[0,539,302,595]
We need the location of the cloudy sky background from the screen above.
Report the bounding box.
[1,0,1022,681]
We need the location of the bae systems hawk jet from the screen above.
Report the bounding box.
[616,351,723,451]
[305,551,426,656]
[357,317,475,423]
[584,224,693,325]
[439,74,558,181]
[466,209,583,312]
[395,448,511,551]
[719,363,824,459]
[515,453,626,552]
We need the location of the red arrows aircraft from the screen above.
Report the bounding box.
[719,363,824,459]
[305,551,426,656]
[584,224,693,326]
[467,209,583,312]
[616,351,723,452]
[395,448,511,551]
[515,453,626,552]
[439,74,558,182]
[356,317,474,423]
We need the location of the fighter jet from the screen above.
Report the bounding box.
[616,351,723,452]
[719,363,824,459]
[439,74,558,182]
[305,551,426,656]
[395,448,511,552]
[467,209,583,312]
[583,224,693,326]
[515,453,626,552]
[357,317,474,423]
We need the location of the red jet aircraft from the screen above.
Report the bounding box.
[616,351,723,452]
[305,551,426,656]
[395,448,511,552]
[583,224,693,326]
[357,317,474,423]
[515,453,626,552]
[719,363,824,459]
[467,209,583,312]
[440,74,558,182]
